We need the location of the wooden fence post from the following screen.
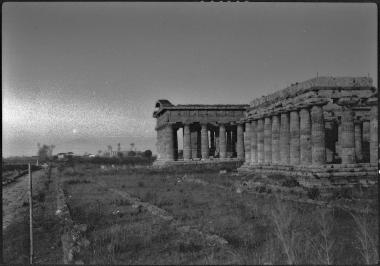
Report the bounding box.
[28,163,33,264]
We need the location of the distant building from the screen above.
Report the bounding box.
[57,152,74,160]
[57,153,66,160]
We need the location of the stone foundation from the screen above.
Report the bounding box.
[238,163,378,187]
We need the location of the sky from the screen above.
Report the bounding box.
[2,2,377,157]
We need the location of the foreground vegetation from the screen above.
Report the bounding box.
[59,162,378,264]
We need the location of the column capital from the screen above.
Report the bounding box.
[365,97,378,106]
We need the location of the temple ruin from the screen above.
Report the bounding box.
[153,76,378,183]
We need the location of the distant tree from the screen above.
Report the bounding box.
[143,150,152,158]
[37,144,54,161]
[97,150,102,156]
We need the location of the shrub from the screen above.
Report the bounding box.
[282,178,300,188]
[66,179,91,185]
[33,191,46,202]
[333,187,353,199]
[307,187,320,200]
[311,208,335,264]
[143,150,152,158]
[349,207,379,264]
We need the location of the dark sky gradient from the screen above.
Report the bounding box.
[2,2,377,157]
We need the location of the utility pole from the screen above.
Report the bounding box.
[28,163,33,264]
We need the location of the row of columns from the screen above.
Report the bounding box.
[159,123,246,161]
[158,105,377,165]
[181,123,245,160]
[244,105,378,165]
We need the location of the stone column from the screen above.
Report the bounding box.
[290,110,300,165]
[245,122,251,162]
[226,129,232,155]
[362,121,370,162]
[299,108,312,165]
[250,120,257,164]
[166,125,175,160]
[156,129,162,160]
[201,124,209,160]
[341,108,355,164]
[271,115,280,164]
[257,119,264,163]
[311,105,326,165]
[183,124,191,160]
[280,113,290,164]
[232,127,237,156]
[324,120,334,163]
[210,129,215,155]
[362,120,370,163]
[354,121,363,162]
[370,105,378,164]
[215,131,220,157]
[191,129,198,159]
[264,117,272,163]
[237,124,245,160]
[219,124,227,159]
[336,122,342,157]
[173,127,178,160]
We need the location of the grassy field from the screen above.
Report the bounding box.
[59,162,378,265]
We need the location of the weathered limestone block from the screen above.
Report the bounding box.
[250,120,257,164]
[300,108,312,165]
[219,124,227,159]
[370,106,378,164]
[244,122,251,162]
[354,121,363,162]
[191,130,198,159]
[183,125,192,160]
[271,115,280,164]
[201,124,209,159]
[257,119,264,163]
[264,117,272,163]
[280,113,290,164]
[341,108,356,164]
[311,105,326,165]
[290,111,300,165]
[237,124,245,160]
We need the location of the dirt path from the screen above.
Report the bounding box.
[2,169,47,230]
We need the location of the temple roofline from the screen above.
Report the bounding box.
[250,76,374,108]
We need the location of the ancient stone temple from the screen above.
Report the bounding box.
[153,76,378,183]
[153,100,248,163]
